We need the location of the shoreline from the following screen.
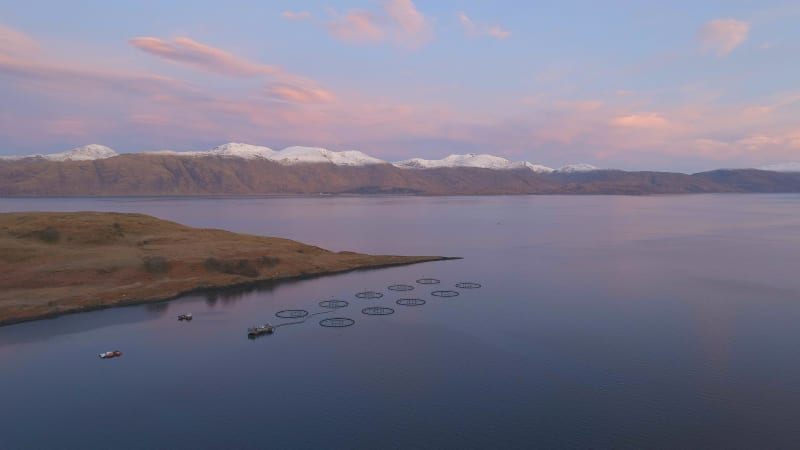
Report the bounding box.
[0,256,461,327]
[0,211,460,328]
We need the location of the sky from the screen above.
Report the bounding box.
[0,0,799,172]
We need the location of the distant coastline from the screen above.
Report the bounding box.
[2,153,800,196]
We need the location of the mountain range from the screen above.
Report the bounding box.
[1,143,799,196]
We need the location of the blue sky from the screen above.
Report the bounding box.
[1,0,799,171]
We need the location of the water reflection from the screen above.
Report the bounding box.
[2,195,800,449]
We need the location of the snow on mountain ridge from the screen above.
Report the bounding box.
[0,143,598,171]
[394,153,538,170]
[144,143,275,159]
[142,143,384,165]
[210,143,275,159]
[516,162,556,173]
[759,162,800,172]
[271,146,385,166]
[557,163,599,173]
[0,144,117,161]
[394,153,568,173]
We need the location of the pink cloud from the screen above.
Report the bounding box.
[458,12,511,40]
[0,53,185,96]
[699,19,750,56]
[688,132,800,161]
[0,25,40,56]
[266,83,336,104]
[611,112,670,128]
[281,11,312,21]
[555,100,603,112]
[129,36,282,77]
[130,36,335,104]
[4,26,800,170]
[326,0,431,48]
[384,0,432,47]
[326,10,385,44]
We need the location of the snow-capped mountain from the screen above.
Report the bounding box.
[271,146,385,166]
[394,153,531,170]
[145,143,275,159]
[209,143,275,159]
[557,163,599,173]
[146,143,385,166]
[0,143,599,171]
[0,144,117,161]
[392,153,597,173]
[759,162,800,172]
[517,162,557,173]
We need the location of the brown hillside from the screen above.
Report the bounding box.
[0,212,453,325]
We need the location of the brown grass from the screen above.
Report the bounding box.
[0,212,452,325]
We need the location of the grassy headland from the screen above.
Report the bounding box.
[0,212,454,325]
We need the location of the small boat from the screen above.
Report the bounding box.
[247,323,274,338]
[178,313,193,321]
[99,350,122,359]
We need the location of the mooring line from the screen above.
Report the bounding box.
[273,309,334,328]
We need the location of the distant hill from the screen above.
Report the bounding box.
[692,169,800,193]
[1,144,800,195]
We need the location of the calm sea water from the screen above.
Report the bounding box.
[2,194,800,449]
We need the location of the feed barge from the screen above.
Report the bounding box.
[247,324,274,338]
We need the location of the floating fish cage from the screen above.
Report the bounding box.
[455,282,482,289]
[319,299,349,309]
[355,291,384,299]
[319,317,356,328]
[387,284,414,291]
[396,298,426,306]
[431,290,460,297]
[361,306,395,315]
[275,309,309,319]
[416,278,441,285]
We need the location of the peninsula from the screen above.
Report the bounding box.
[0,212,454,325]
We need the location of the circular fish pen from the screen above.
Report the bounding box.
[455,282,482,289]
[416,278,441,285]
[319,317,356,328]
[396,298,426,307]
[387,284,414,291]
[431,290,460,297]
[355,291,384,299]
[319,299,349,309]
[361,306,395,315]
[275,309,309,319]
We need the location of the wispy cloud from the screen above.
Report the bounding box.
[281,11,312,21]
[326,0,431,48]
[326,10,385,44]
[457,12,511,40]
[130,36,334,103]
[129,36,281,77]
[0,52,185,96]
[384,0,432,46]
[0,25,40,56]
[3,22,799,170]
[699,19,750,56]
[611,112,670,128]
[265,82,336,104]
